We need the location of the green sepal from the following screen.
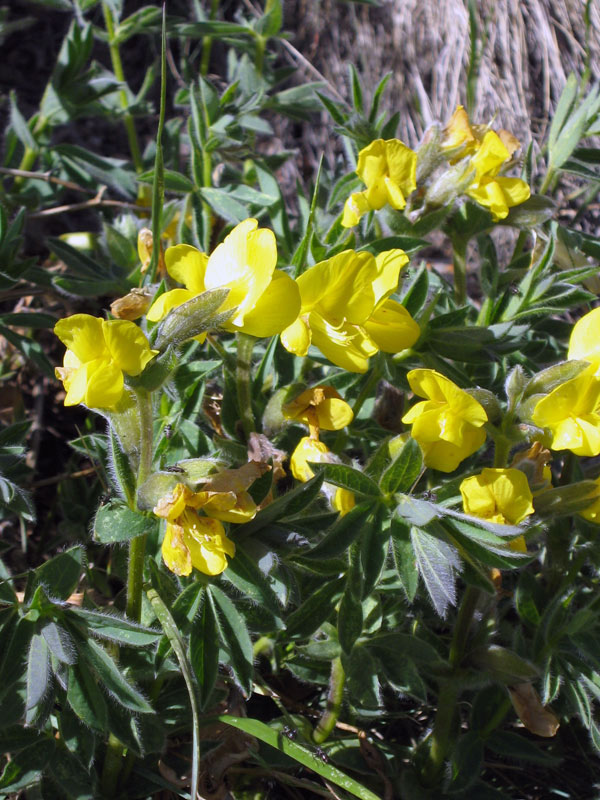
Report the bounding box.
[153,288,234,350]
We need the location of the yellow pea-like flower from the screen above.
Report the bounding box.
[465,131,530,221]
[567,307,600,370]
[54,314,158,409]
[290,436,355,516]
[283,386,353,435]
[402,369,487,472]
[147,218,300,338]
[280,248,419,373]
[531,366,600,457]
[460,467,535,553]
[342,139,417,227]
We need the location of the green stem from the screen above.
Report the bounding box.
[100,733,125,797]
[102,2,144,175]
[255,35,266,77]
[200,0,220,75]
[236,333,256,441]
[126,534,147,623]
[135,389,154,492]
[493,435,511,468]
[313,656,345,744]
[14,117,48,188]
[423,585,480,783]
[451,237,468,306]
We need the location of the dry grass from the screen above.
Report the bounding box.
[287,0,600,149]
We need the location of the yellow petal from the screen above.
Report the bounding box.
[183,515,234,576]
[568,307,600,363]
[468,177,510,220]
[204,219,276,326]
[146,288,195,322]
[372,250,409,308]
[384,139,417,195]
[296,250,376,324]
[443,106,476,149]
[405,369,488,426]
[237,270,301,337]
[470,131,509,178]
[164,244,208,294]
[494,176,530,207]
[103,319,158,376]
[290,436,330,482]
[356,140,387,186]
[281,315,312,357]
[54,314,107,363]
[364,299,420,353]
[204,491,257,523]
[332,487,355,516]
[419,426,486,472]
[310,313,377,373]
[162,522,193,576]
[342,192,371,227]
[82,358,124,408]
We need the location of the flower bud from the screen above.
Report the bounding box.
[110,288,152,321]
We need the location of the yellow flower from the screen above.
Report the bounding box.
[342,139,417,227]
[402,369,487,472]
[460,468,534,553]
[567,307,600,370]
[465,131,530,220]
[153,480,250,576]
[290,436,355,516]
[54,314,158,409]
[146,218,300,338]
[280,249,419,373]
[283,386,353,435]
[531,366,600,456]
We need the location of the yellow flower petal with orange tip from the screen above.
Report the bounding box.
[568,307,600,367]
[283,386,353,431]
[460,468,534,526]
[443,105,477,149]
[363,299,420,353]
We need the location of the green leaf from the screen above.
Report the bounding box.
[41,620,76,664]
[69,608,161,646]
[370,632,443,666]
[468,645,539,684]
[311,463,381,497]
[380,437,422,494]
[411,527,460,617]
[338,585,363,654]
[390,517,419,602]
[198,187,250,223]
[223,543,282,624]
[190,590,219,710]
[208,585,253,695]
[94,501,157,544]
[486,730,560,765]
[139,167,195,193]
[67,660,108,732]
[216,715,382,800]
[79,637,153,713]
[9,91,37,151]
[284,577,345,638]
[109,428,136,507]
[30,545,84,601]
[26,633,50,710]
[236,474,324,536]
[302,501,375,559]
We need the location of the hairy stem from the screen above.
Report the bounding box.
[313,656,345,744]
[236,333,256,440]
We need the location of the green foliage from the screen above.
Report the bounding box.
[2,3,600,799]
